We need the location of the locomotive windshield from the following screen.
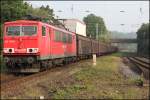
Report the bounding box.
[6,26,20,36]
[6,26,37,36]
[22,26,37,36]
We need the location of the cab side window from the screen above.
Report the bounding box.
[68,34,72,43]
[42,26,46,36]
[55,30,61,42]
[62,33,67,43]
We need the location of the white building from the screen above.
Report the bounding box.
[63,19,86,36]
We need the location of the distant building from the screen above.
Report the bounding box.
[63,19,86,36]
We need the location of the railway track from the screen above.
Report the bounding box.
[0,59,87,97]
[127,57,150,80]
[1,75,20,84]
[1,54,116,98]
[1,68,59,95]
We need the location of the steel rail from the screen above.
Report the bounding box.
[127,57,150,70]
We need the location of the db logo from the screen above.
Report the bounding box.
[62,45,66,48]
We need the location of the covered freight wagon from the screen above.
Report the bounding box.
[99,42,108,55]
[91,39,99,55]
[76,34,92,59]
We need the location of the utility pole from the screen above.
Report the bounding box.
[96,23,99,40]
[71,4,74,18]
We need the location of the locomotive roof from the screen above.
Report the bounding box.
[4,20,75,35]
[4,20,39,24]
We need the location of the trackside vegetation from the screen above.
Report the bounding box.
[1,55,148,99]
[136,23,149,57]
[52,56,148,99]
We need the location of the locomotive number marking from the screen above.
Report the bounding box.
[5,40,15,43]
[15,49,26,52]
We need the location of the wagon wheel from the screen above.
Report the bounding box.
[47,61,53,69]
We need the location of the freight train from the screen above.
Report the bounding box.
[3,20,117,73]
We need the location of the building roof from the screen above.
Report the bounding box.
[65,19,86,25]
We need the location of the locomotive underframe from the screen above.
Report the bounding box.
[3,55,40,73]
[3,55,78,73]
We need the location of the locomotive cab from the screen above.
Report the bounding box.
[3,20,40,72]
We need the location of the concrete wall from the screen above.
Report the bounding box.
[64,19,86,36]
[64,20,76,32]
[76,22,86,36]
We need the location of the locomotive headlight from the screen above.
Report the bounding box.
[27,48,39,53]
[3,48,14,53]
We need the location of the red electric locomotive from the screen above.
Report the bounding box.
[3,20,76,73]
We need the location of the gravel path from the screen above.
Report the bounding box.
[119,57,141,79]
[1,60,86,98]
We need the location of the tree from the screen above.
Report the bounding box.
[30,5,54,22]
[136,23,149,56]
[28,5,63,26]
[83,14,108,41]
[1,1,57,24]
[1,0,30,23]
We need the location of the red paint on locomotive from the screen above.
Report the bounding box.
[3,20,76,61]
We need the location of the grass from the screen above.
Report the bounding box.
[0,55,6,73]
[111,52,137,57]
[53,84,90,99]
[53,56,123,99]
[2,55,148,99]
[52,56,149,99]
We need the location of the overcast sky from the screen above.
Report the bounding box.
[25,1,149,33]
